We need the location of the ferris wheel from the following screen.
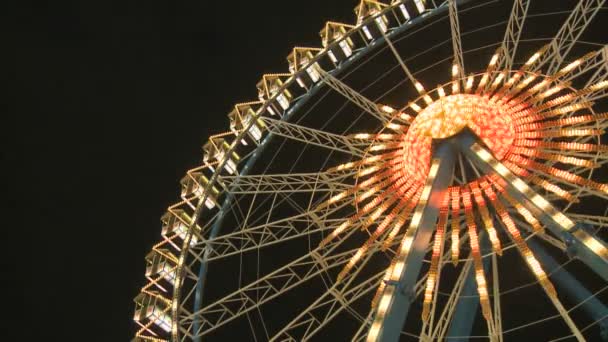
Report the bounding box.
[132,0,608,341]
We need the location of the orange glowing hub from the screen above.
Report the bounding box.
[401,94,515,184]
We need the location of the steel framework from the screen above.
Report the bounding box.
[132,1,608,341]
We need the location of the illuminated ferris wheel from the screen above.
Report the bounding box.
[133,0,608,341]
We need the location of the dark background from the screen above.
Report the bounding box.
[5,0,606,341]
[5,0,356,340]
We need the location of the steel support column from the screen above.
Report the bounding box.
[527,237,608,339]
[457,129,608,283]
[367,140,457,342]
[447,234,492,341]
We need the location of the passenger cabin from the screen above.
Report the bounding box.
[202,137,240,175]
[179,172,219,209]
[161,209,201,249]
[355,0,389,41]
[287,47,323,88]
[228,101,266,144]
[133,291,172,334]
[391,0,426,22]
[256,74,293,116]
[320,21,356,63]
[145,249,178,289]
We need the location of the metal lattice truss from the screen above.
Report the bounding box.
[317,68,395,124]
[218,170,356,195]
[448,0,465,80]
[131,1,608,342]
[260,117,369,157]
[532,0,606,74]
[495,0,530,71]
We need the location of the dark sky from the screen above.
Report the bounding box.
[6,0,607,341]
[6,0,354,340]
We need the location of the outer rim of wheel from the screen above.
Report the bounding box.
[130,1,608,340]
[172,3,465,340]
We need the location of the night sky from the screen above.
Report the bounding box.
[7,1,355,340]
[5,0,607,341]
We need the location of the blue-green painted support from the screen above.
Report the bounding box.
[457,129,608,283]
[370,140,457,342]
[527,237,608,340]
[447,233,492,341]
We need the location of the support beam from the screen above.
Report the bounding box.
[318,68,394,124]
[527,237,608,338]
[184,230,359,337]
[260,117,368,157]
[459,131,608,283]
[531,0,605,74]
[218,170,355,194]
[367,141,457,342]
[497,0,530,71]
[448,0,465,80]
[555,45,608,84]
[446,236,492,341]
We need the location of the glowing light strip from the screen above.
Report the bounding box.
[369,141,404,152]
[507,154,608,194]
[554,52,593,78]
[524,44,549,69]
[382,187,421,250]
[465,75,475,93]
[342,152,399,170]
[356,179,394,203]
[502,71,523,93]
[512,91,592,120]
[320,177,405,247]
[368,159,441,341]
[371,259,396,309]
[351,133,400,140]
[319,171,389,209]
[470,182,502,255]
[476,72,489,94]
[489,180,544,232]
[509,147,595,169]
[472,144,575,231]
[488,71,505,93]
[528,175,576,203]
[462,187,493,321]
[422,191,449,322]
[438,86,446,98]
[450,186,461,265]
[515,113,607,131]
[452,63,461,94]
[516,128,602,139]
[513,139,608,152]
[503,160,528,177]
[484,185,557,298]
[357,164,383,177]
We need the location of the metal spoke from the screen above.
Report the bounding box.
[465,140,608,282]
[189,198,376,263]
[432,258,474,340]
[182,227,360,338]
[496,0,530,71]
[491,253,503,342]
[555,45,608,83]
[218,170,355,195]
[379,26,420,92]
[368,143,457,341]
[269,233,398,341]
[317,68,394,124]
[448,0,465,79]
[260,117,369,157]
[502,226,585,341]
[531,0,606,74]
